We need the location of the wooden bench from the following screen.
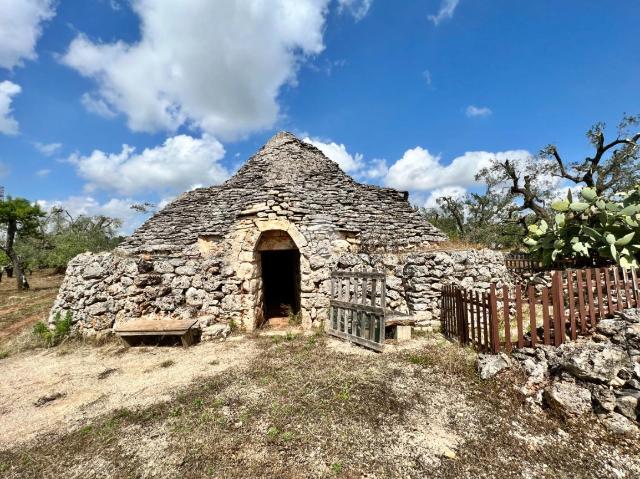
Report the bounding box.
[114,319,199,347]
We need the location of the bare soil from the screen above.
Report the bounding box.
[0,270,62,342]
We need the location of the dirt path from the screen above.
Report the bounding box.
[0,337,258,448]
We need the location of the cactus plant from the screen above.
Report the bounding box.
[524,185,640,268]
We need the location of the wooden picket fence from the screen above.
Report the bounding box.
[442,265,640,353]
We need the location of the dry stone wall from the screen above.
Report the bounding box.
[50,243,509,337]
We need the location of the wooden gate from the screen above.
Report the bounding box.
[328,271,386,352]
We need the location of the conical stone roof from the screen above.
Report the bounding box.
[121,132,446,252]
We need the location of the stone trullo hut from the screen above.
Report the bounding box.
[51,132,508,338]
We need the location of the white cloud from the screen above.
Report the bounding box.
[384,147,532,192]
[36,168,51,177]
[0,0,55,69]
[0,80,21,135]
[362,158,388,179]
[81,93,117,118]
[428,0,459,25]
[423,186,467,209]
[69,134,229,196]
[466,105,492,118]
[34,141,62,156]
[303,137,364,173]
[62,0,330,139]
[0,161,9,177]
[337,0,373,21]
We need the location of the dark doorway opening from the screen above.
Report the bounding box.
[261,249,301,319]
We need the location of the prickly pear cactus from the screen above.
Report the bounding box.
[524,185,640,268]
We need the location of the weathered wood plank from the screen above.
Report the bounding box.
[115,319,198,334]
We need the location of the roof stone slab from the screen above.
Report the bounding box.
[121,131,446,253]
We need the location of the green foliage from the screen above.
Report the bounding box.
[420,189,525,249]
[16,208,123,271]
[283,304,302,325]
[32,311,73,347]
[0,197,45,237]
[525,185,640,268]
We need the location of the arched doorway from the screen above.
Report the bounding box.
[255,230,301,326]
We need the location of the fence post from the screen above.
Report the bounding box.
[551,271,564,346]
[455,288,466,345]
[489,283,500,353]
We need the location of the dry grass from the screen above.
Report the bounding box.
[1,334,638,479]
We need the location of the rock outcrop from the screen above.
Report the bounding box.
[511,308,640,434]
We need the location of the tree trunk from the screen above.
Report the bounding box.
[4,219,25,290]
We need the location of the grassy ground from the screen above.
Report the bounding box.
[1,333,638,478]
[0,270,63,355]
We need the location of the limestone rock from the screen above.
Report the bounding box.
[543,382,592,417]
[477,353,512,380]
[201,324,231,341]
[599,412,639,436]
[558,341,630,385]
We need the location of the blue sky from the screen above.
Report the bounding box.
[0,0,639,233]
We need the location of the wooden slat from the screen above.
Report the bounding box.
[622,268,633,309]
[515,285,524,348]
[115,319,198,334]
[475,290,482,349]
[503,285,511,352]
[528,286,537,347]
[542,286,551,345]
[327,328,383,352]
[567,270,577,340]
[489,284,500,353]
[576,270,587,334]
[552,271,564,346]
[585,269,596,329]
[595,268,605,321]
[482,292,489,352]
[604,268,614,315]
[613,268,623,311]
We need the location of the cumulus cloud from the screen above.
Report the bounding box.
[337,0,373,21]
[362,158,389,179]
[384,147,532,192]
[466,105,492,118]
[36,168,51,177]
[34,141,62,156]
[423,186,467,209]
[428,0,459,25]
[68,134,229,196]
[303,137,365,173]
[0,80,21,135]
[0,0,55,69]
[62,0,330,139]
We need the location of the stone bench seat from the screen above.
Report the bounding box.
[114,319,199,347]
[384,313,416,341]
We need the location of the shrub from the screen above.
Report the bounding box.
[525,185,640,268]
[282,304,302,326]
[33,311,73,347]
